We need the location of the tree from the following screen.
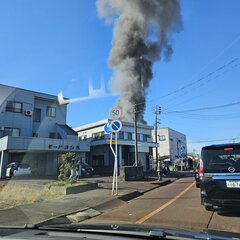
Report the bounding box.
[58,152,76,182]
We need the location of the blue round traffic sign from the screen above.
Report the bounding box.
[104,122,112,134]
[110,120,122,133]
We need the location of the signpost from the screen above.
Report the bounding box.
[180,146,186,172]
[110,106,121,120]
[109,107,122,195]
[104,122,112,135]
[110,120,122,133]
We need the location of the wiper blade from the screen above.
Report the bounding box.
[149,228,238,240]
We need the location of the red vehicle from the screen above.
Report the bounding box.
[194,162,200,188]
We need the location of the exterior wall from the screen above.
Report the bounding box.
[152,128,187,161]
[33,97,67,138]
[0,84,67,138]
[0,86,34,137]
[75,119,158,173]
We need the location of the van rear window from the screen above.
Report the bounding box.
[201,148,240,167]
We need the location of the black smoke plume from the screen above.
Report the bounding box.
[97,0,182,123]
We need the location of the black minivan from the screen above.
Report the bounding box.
[200,143,240,211]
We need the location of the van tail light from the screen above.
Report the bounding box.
[199,164,204,178]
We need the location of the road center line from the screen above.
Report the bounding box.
[135,181,195,224]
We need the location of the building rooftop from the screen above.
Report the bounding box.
[0,83,64,102]
[74,119,154,132]
[157,127,186,136]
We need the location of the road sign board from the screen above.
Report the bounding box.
[104,122,112,134]
[180,146,186,153]
[110,120,122,133]
[181,153,186,158]
[110,106,121,120]
[107,139,120,144]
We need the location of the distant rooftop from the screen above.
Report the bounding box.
[74,119,154,132]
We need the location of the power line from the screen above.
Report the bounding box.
[164,101,240,114]
[165,113,240,121]
[133,58,239,109]
[160,58,239,106]
[163,61,240,110]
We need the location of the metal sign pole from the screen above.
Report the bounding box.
[115,132,118,195]
[110,133,116,195]
[109,107,122,196]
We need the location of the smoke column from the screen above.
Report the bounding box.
[97,0,182,123]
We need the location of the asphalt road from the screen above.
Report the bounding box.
[83,177,240,234]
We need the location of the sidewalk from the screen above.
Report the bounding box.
[0,175,180,226]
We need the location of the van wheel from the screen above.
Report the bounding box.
[205,205,214,211]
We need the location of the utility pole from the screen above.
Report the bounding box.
[134,103,138,166]
[153,105,161,179]
[133,56,143,167]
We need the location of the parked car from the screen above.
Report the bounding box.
[194,162,200,188]
[6,162,31,178]
[200,143,240,211]
[81,162,94,177]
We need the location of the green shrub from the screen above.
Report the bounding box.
[58,152,76,181]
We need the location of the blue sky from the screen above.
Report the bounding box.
[0,0,240,153]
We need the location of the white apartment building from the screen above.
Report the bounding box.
[152,128,187,163]
[0,84,90,178]
[74,119,158,174]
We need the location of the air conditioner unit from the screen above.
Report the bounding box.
[25,110,33,116]
[0,126,4,131]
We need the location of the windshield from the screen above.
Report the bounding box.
[0,0,240,237]
[202,146,240,168]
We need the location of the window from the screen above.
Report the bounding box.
[80,135,87,141]
[92,159,104,167]
[137,133,140,141]
[49,132,56,139]
[128,132,132,140]
[143,134,149,142]
[33,108,41,122]
[46,107,56,117]
[92,132,104,140]
[118,131,124,139]
[4,127,20,137]
[6,101,23,113]
[92,133,97,140]
[143,134,148,142]
[98,131,105,139]
[159,135,166,141]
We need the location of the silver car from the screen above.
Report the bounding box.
[6,162,31,178]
